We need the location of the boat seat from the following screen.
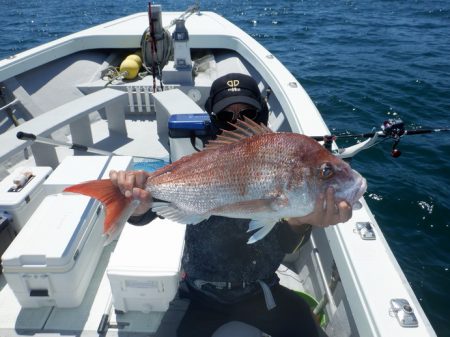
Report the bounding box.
[0,88,127,168]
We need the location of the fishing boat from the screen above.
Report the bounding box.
[0,4,437,337]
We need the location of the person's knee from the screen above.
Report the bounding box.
[212,321,263,337]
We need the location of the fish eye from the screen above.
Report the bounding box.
[319,163,334,179]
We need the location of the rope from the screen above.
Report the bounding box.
[140,27,172,77]
[164,3,200,29]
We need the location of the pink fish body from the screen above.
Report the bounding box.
[65,119,366,243]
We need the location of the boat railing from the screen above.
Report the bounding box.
[0,88,129,169]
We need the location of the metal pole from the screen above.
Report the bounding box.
[310,234,338,315]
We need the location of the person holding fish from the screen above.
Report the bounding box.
[67,73,364,336]
[112,73,359,337]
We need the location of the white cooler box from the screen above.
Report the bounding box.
[43,155,133,194]
[0,166,53,233]
[107,218,186,313]
[2,194,105,308]
[1,155,134,308]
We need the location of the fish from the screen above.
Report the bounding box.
[64,118,367,243]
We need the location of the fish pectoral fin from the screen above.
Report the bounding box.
[270,193,290,211]
[247,220,267,232]
[247,220,277,244]
[152,202,207,224]
[212,196,289,215]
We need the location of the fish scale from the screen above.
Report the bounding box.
[148,135,293,212]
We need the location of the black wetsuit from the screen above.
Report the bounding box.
[129,213,319,337]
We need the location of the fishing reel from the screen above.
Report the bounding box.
[381,118,405,158]
[315,117,416,160]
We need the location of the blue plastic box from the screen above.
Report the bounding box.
[168,114,212,138]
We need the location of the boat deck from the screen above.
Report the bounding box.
[0,240,306,337]
[0,242,168,336]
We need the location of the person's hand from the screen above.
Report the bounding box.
[109,170,153,216]
[286,187,352,230]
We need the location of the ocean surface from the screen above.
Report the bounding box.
[1,0,449,335]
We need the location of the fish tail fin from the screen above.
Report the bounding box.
[64,179,131,236]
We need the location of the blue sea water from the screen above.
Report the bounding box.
[1,0,449,335]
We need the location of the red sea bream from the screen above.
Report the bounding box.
[65,119,367,243]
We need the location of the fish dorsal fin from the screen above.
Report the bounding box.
[205,117,273,151]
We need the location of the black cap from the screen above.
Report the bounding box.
[206,73,262,114]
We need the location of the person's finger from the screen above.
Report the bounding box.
[117,171,132,196]
[109,170,118,186]
[135,170,148,189]
[124,172,137,198]
[132,187,153,215]
[338,201,352,223]
[325,187,336,220]
[133,187,151,202]
[316,192,325,211]
[115,171,126,195]
[117,170,126,184]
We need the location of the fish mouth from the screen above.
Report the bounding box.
[347,175,367,205]
[334,174,367,206]
[353,177,367,202]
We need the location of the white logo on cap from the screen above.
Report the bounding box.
[227,79,241,92]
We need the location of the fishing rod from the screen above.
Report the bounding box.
[311,118,450,159]
[16,119,449,161]
[16,131,167,163]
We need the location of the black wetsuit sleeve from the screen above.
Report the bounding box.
[277,220,312,254]
[128,209,157,226]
